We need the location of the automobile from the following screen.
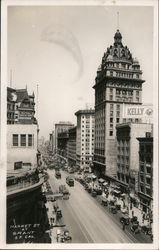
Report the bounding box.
[91,190,97,197]
[115,204,121,210]
[56,208,62,220]
[56,228,72,243]
[131,222,140,234]
[101,197,108,206]
[55,171,61,179]
[141,225,152,235]
[68,168,74,174]
[46,196,56,202]
[119,214,130,225]
[75,173,83,181]
[66,176,74,187]
[110,205,117,214]
[59,185,70,199]
[84,182,89,190]
[130,216,138,224]
[94,187,102,195]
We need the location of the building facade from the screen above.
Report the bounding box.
[54,122,74,152]
[93,29,144,178]
[75,109,95,171]
[57,131,69,158]
[116,123,152,193]
[7,124,38,172]
[137,132,153,213]
[67,127,77,169]
[7,87,36,125]
[7,86,48,243]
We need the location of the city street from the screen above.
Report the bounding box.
[47,169,137,243]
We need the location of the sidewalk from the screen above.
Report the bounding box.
[45,200,66,243]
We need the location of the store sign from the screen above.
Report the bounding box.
[123,104,153,119]
[9,224,40,242]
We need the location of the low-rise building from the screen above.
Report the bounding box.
[116,122,152,194]
[75,109,95,171]
[67,127,77,169]
[7,124,38,172]
[137,132,153,213]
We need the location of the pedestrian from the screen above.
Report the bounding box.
[142,213,145,223]
[130,203,132,210]
[132,210,134,217]
[123,201,126,209]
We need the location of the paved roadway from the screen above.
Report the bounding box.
[47,169,137,243]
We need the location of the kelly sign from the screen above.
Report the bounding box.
[123,104,153,119]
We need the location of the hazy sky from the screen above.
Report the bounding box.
[7,5,154,139]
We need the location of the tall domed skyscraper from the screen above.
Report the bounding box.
[93,29,144,178]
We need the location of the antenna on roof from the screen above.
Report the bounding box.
[117,12,119,30]
[37,84,39,122]
[10,69,12,88]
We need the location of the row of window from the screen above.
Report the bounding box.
[140,175,151,185]
[109,70,140,79]
[140,165,152,174]
[140,185,151,196]
[13,134,34,147]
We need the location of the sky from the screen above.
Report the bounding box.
[7,4,154,139]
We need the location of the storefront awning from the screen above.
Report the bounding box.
[120,193,126,197]
[92,175,97,179]
[113,190,121,194]
[103,182,109,186]
[98,178,105,183]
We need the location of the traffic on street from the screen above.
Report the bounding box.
[40,151,153,244]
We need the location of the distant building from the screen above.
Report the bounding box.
[54,122,74,152]
[93,30,144,178]
[116,122,152,194]
[7,87,37,125]
[49,131,55,153]
[75,109,95,171]
[57,131,69,158]
[137,132,153,213]
[67,127,77,169]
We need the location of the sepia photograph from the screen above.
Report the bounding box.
[0,0,158,249]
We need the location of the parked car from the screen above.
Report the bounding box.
[120,214,130,225]
[94,187,102,195]
[110,205,117,214]
[131,222,140,234]
[130,216,138,224]
[101,197,108,206]
[91,190,97,197]
[115,204,121,210]
[141,225,152,235]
